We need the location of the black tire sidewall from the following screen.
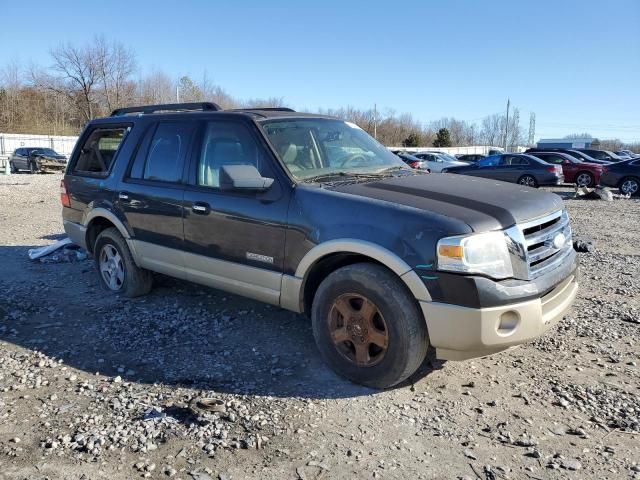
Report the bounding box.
[312,263,428,389]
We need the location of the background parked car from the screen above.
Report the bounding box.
[527,151,603,187]
[412,151,468,172]
[442,153,564,187]
[526,147,612,165]
[599,158,640,196]
[614,150,638,159]
[9,147,67,173]
[575,149,624,162]
[457,153,486,163]
[395,152,429,170]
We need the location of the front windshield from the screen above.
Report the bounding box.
[260,118,407,179]
[31,148,58,155]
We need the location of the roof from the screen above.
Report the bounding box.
[538,138,592,144]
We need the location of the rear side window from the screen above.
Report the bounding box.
[131,123,195,183]
[74,127,128,176]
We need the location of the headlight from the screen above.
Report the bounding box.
[437,231,513,279]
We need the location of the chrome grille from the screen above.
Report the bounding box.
[505,210,573,280]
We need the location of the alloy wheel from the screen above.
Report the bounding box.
[519,175,536,187]
[576,173,593,187]
[621,179,639,195]
[328,293,389,367]
[99,244,125,291]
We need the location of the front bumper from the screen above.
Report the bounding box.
[421,274,578,360]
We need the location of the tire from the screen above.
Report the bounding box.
[29,160,39,174]
[311,263,429,389]
[518,174,538,188]
[94,227,153,297]
[619,176,639,196]
[9,161,18,174]
[575,171,595,188]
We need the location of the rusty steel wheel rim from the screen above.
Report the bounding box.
[328,293,389,367]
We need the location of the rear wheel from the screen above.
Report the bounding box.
[575,171,595,188]
[311,263,429,389]
[518,174,538,188]
[94,227,153,297]
[620,177,639,196]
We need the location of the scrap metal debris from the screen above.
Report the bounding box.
[573,238,595,253]
[28,237,88,263]
[574,186,630,201]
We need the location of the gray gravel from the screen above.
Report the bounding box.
[0,173,639,479]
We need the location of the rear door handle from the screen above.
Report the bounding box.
[118,191,130,201]
[192,202,210,214]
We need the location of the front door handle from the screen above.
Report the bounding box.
[192,202,210,214]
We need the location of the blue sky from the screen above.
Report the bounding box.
[1,0,639,141]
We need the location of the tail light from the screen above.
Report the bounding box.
[60,179,71,207]
[547,166,562,175]
[602,166,609,174]
[408,160,422,169]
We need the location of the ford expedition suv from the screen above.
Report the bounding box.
[61,103,579,388]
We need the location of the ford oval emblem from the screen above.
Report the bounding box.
[552,232,566,250]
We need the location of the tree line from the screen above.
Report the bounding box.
[1,37,637,152]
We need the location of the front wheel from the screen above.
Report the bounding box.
[94,227,153,297]
[311,263,429,389]
[575,171,595,188]
[9,161,18,174]
[29,160,39,174]
[620,177,639,196]
[518,174,538,188]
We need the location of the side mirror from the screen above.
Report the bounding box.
[219,164,274,191]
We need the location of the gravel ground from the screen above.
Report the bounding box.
[0,173,639,480]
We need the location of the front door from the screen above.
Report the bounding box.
[182,119,289,305]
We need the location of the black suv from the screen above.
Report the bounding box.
[62,103,579,388]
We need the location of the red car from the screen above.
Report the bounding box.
[528,151,603,187]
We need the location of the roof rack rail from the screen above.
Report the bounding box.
[228,107,296,112]
[110,102,221,116]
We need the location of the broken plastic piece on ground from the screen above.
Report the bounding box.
[28,238,73,260]
[573,239,595,253]
[574,186,613,201]
[28,237,88,263]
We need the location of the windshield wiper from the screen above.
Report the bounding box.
[301,171,389,183]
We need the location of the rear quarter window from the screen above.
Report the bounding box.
[73,127,129,176]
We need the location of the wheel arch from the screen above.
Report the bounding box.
[84,209,131,254]
[282,239,432,316]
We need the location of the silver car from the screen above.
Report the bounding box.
[412,151,469,173]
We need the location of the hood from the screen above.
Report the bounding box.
[330,174,564,232]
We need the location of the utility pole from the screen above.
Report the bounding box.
[373,103,378,139]
[528,112,536,146]
[504,99,510,151]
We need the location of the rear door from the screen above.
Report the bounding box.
[181,119,289,305]
[116,121,197,278]
[498,155,530,182]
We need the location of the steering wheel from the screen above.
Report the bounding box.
[339,153,368,168]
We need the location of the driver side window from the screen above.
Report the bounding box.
[197,121,270,188]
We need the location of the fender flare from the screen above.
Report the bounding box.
[281,239,432,313]
[83,208,132,247]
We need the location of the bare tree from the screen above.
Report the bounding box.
[95,36,136,112]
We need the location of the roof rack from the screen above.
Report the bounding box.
[110,102,221,116]
[228,107,296,112]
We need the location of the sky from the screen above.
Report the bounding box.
[1,0,639,142]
